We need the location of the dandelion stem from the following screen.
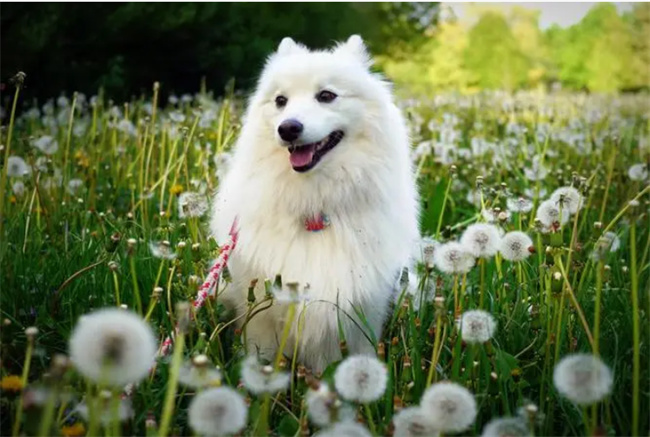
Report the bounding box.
[555,258,594,348]
[629,222,640,436]
[61,93,78,204]
[364,403,378,435]
[435,176,453,239]
[37,388,58,437]
[12,335,34,436]
[426,311,443,387]
[274,303,296,370]
[158,331,185,437]
[0,82,22,239]
[112,270,121,306]
[130,255,143,315]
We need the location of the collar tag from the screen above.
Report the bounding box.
[304,213,330,232]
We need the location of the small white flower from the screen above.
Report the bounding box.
[506,197,533,213]
[460,223,500,258]
[550,186,583,215]
[536,199,570,228]
[434,242,475,274]
[178,191,209,218]
[178,355,222,389]
[499,231,534,262]
[31,135,59,155]
[306,383,355,427]
[481,417,531,437]
[241,355,290,395]
[188,386,248,436]
[67,178,84,195]
[7,156,30,177]
[420,382,477,433]
[334,354,387,403]
[149,241,177,260]
[75,392,134,425]
[68,308,157,387]
[553,353,613,405]
[12,181,26,197]
[393,406,440,437]
[315,421,372,437]
[460,310,496,344]
[628,163,648,181]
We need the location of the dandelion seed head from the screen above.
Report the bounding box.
[334,354,388,403]
[536,199,570,228]
[306,383,355,427]
[393,407,440,437]
[591,232,621,261]
[241,355,290,394]
[434,242,475,274]
[177,191,209,218]
[149,241,177,260]
[460,223,500,258]
[7,156,30,178]
[628,163,648,181]
[481,417,531,437]
[68,308,156,387]
[67,179,84,196]
[460,310,496,343]
[499,231,534,262]
[506,197,533,213]
[75,393,134,425]
[420,382,477,433]
[32,135,59,155]
[188,386,248,436]
[179,355,222,389]
[315,421,372,437]
[271,282,311,303]
[553,353,613,405]
[550,186,583,214]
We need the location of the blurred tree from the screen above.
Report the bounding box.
[0,3,439,103]
[464,12,529,90]
[625,3,650,90]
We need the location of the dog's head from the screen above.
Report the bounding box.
[245,35,395,173]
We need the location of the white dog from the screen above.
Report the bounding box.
[210,35,419,371]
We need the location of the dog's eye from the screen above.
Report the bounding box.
[275,95,288,108]
[316,90,337,103]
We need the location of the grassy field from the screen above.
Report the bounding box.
[1,78,649,436]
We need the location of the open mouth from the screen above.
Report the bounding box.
[287,130,344,172]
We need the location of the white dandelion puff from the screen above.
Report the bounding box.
[306,383,355,427]
[315,421,372,437]
[168,111,186,124]
[591,231,621,261]
[420,382,477,433]
[460,223,500,258]
[149,241,177,260]
[628,163,648,181]
[177,191,209,218]
[393,407,440,437]
[68,308,157,387]
[12,181,26,197]
[460,310,497,344]
[499,231,534,262]
[523,157,548,181]
[550,186,583,215]
[481,208,510,224]
[188,386,248,436]
[31,135,59,155]
[178,355,222,389]
[241,355,290,395]
[553,353,613,405]
[6,156,30,177]
[481,417,531,437]
[67,179,84,196]
[271,282,311,304]
[75,392,134,425]
[334,354,388,403]
[536,199,570,228]
[506,197,533,213]
[434,242,475,274]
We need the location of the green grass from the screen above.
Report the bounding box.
[1,82,648,436]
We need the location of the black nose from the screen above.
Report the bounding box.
[278,119,303,142]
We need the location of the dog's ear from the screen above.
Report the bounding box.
[277,37,306,56]
[335,35,372,67]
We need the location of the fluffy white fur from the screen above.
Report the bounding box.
[210,35,419,371]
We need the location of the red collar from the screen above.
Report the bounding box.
[304,213,330,232]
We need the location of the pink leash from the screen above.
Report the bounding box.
[159,217,240,356]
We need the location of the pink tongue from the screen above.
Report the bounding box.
[289,145,315,168]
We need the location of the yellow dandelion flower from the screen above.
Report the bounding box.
[0,375,23,392]
[170,184,184,195]
[61,422,86,437]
